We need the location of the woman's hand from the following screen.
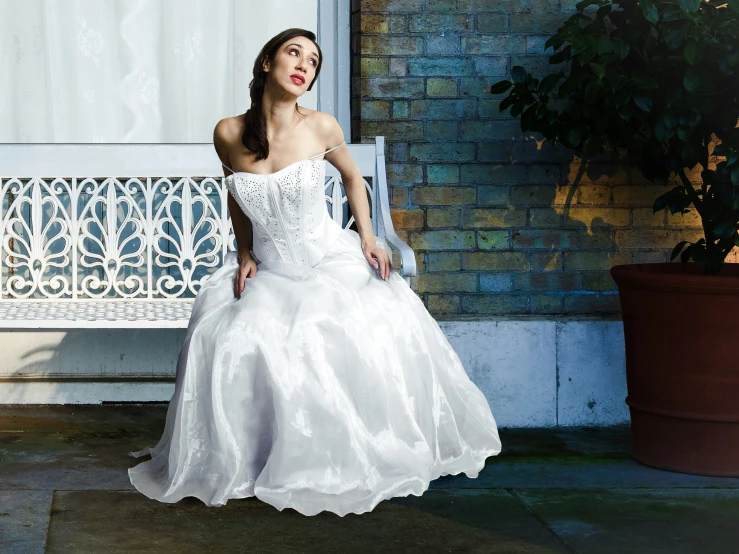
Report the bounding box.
[234,255,258,298]
[362,239,392,281]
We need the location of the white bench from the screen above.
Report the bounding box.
[0,136,416,329]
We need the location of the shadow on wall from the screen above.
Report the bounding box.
[509,139,705,315]
[511,149,624,314]
[0,329,185,403]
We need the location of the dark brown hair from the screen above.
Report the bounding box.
[242,28,323,161]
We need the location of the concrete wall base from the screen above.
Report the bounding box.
[0,318,629,427]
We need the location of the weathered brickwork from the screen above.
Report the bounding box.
[350,0,708,317]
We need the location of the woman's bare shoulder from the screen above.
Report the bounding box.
[310,111,344,149]
[301,109,342,149]
[213,115,242,148]
[214,117,245,173]
[303,108,333,128]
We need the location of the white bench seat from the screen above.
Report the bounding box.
[0,300,194,328]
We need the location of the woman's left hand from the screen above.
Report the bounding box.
[362,240,392,281]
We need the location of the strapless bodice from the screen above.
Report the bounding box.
[225,158,344,267]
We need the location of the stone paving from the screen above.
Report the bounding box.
[2,405,739,553]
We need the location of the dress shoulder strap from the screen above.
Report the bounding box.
[221,141,346,173]
[308,141,345,160]
[221,161,236,175]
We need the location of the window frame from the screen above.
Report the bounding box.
[317,0,351,140]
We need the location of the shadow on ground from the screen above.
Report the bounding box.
[2,405,739,553]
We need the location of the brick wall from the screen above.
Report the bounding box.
[350,0,706,317]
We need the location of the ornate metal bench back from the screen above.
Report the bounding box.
[0,143,380,301]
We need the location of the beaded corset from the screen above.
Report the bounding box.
[225,158,345,267]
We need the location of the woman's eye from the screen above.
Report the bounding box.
[290,49,316,66]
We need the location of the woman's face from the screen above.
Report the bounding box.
[264,36,320,94]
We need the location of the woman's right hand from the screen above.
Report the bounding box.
[234,256,258,298]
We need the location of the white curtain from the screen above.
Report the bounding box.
[0,0,318,143]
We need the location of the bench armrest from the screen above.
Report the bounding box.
[374,137,417,280]
[384,231,417,279]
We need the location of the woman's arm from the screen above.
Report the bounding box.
[227,192,254,263]
[213,119,254,263]
[315,114,392,280]
[214,119,259,297]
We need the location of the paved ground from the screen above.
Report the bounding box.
[2,405,739,553]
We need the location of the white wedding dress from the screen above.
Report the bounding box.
[128,141,501,516]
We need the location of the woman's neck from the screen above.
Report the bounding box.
[261,92,301,141]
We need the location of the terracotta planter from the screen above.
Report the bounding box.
[610,262,739,476]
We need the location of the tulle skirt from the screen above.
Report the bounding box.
[128,228,501,516]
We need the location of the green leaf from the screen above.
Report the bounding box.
[633,95,652,112]
[683,41,698,66]
[664,29,684,50]
[662,5,684,20]
[511,66,527,84]
[579,44,597,64]
[539,73,561,95]
[670,241,689,261]
[619,103,634,121]
[682,144,699,167]
[570,12,594,21]
[565,100,582,118]
[589,62,605,80]
[654,186,689,212]
[566,127,582,147]
[597,36,613,55]
[684,69,701,92]
[583,135,603,156]
[728,0,739,14]
[640,0,659,23]
[576,0,599,11]
[596,3,612,19]
[654,118,673,142]
[714,218,737,239]
[585,80,600,104]
[677,126,692,141]
[614,89,631,107]
[550,47,570,64]
[582,105,598,120]
[490,80,514,95]
[713,144,731,157]
[499,96,515,113]
[690,242,708,266]
[632,76,659,90]
[678,0,701,12]
[511,100,524,117]
[521,105,538,132]
[612,39,630,60]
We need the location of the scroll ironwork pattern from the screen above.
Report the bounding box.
[1,178,73,299]
[0,174,366,301]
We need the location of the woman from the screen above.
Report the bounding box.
[128,28,501,517]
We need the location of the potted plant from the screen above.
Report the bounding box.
[492,0,739,475]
